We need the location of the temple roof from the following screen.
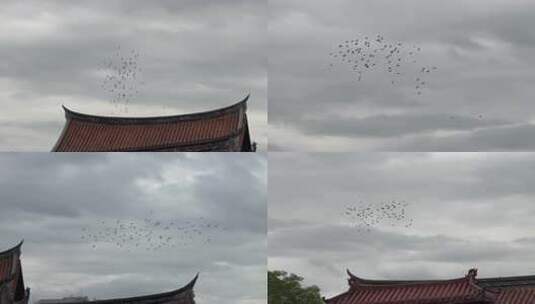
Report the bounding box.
[327,269,493,304]
[326,269,535,304]
[0,240,23,258]
[0,240,29,304]
[52,95,253,152]
[0,240,23,284]
[41,274,198,304]
[344,269,535,289]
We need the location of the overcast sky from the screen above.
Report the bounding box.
[0,153,266,304]
[0,0,266,151]
[269,0,535,151]
[269,153,535,299]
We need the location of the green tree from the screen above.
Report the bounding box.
[268,270,324,304]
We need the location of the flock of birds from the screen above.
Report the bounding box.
[98,46,144,113]
[343,200,413,233]
[80,211,226,251]
[329,34,438,96]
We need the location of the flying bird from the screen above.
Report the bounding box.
[99,46,145,113]
[328,34,438,96]
[343,200,414,233]
[80,210,226,251]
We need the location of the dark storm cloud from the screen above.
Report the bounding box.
[0,0,266,151]
[269,153,535,298]
[268,0,535,151]
[0,153,266,304]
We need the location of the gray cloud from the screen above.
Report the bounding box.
[0,0,266,151]
[0,153,267,304]
[269,153,535,298]
[299,113,508,138]
[268,0,535,151]
[390,124,535,151]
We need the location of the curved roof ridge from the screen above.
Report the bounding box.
[479,274,535,282]
[50,273,199,304]
[0,240,23,257]
[62,94,249,125]
[325,269,492,304]
[346,269,477,288]
[324,288,354,304]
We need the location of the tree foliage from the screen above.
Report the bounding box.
[268,270,324,304]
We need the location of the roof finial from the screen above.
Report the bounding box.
[241,93,250,103]
[186,272,199,288]
[347,269,363,288]
[0,240,24,256]
[466,268,478,279]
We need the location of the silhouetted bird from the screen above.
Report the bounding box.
[329,35,438,96]
[343,200,413,233]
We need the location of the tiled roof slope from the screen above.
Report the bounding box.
[326,269,493,304]
[53,95,253,152]
[40,274,198,304]
[0,241,29,304]
[326,269,535,304]
[0,241,22,283]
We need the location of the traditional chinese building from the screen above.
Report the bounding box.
[325,269,535,304]
[0,241,30,304]
[53,95,254,152]
[37,274,198,304]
